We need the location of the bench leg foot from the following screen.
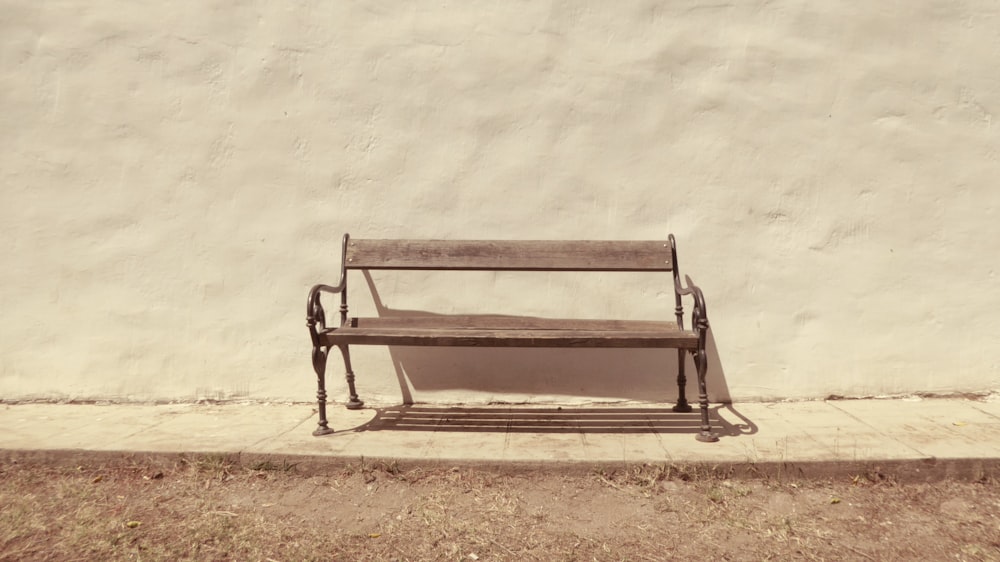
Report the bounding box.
[313,424,336,436]
[338,344,364,410]
[696,431,719,443]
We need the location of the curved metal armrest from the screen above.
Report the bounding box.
[674,274,710,333]
[306,283,345,341]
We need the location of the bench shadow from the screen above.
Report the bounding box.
[359,271,732,407]
[349,404,757,438]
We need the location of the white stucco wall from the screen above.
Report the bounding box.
[1,1,998,405]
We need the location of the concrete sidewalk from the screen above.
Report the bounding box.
[2,398,998,478]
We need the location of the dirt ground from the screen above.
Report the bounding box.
[1,455,999,561]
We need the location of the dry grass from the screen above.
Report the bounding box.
[2,455,999,561]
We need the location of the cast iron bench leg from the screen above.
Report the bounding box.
[672,348,692,413]
[312,344,365,436]
[694,347,719,442]
[312,345,336,436]
[337,344,364,410]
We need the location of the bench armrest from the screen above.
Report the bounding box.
[306,282,345,346]
[307,233,353,341]
[674,274,710,339]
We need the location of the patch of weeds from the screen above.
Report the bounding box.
[669,462,737,482]
[248,459,299,473]
[594,462,741,496]
[177,454,239,480]
[703,481,752,505]
[344,457,407,484]
[851,464,896,487]
[593,463,671,493]
[373,459,402,477]
[973,467,1000,485]
[705,485,726,503]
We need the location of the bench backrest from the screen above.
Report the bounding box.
[343,238,673,272]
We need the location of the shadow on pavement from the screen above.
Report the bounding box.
[348,404,757,438]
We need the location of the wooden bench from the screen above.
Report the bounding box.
[306,234,719,442]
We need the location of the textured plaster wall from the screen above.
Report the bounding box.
[1,1,998,405]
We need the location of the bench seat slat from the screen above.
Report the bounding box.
[321,316,697,349]
[345,239,673,271]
